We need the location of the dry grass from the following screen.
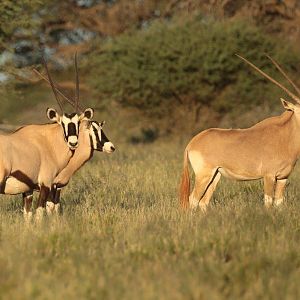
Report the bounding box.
[1,141,300,299]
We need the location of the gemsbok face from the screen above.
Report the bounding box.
[89,121,115,153]
[46,107,94,150]
[35,54,94,151]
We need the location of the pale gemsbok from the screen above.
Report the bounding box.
[21,56,115,218]
[180,55,300,211]
[0,55,95,220]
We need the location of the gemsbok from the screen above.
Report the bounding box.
[21,55,115,218]
[0,55,95,220]
[180,54,300,211]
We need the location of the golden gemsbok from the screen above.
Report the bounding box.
[0,55,95,220]
[180,55,300,211]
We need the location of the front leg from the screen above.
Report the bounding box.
[35,185,50,221]
[46,185,62,215]
[274,179,287,207]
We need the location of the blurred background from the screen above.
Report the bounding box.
[1,0,300,143]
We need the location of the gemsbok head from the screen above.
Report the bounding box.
[180,54,300,212]
[89,121,115,153]
[36,54,94,150]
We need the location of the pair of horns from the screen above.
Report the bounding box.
[33,53,82,113]
[236,54,300,104]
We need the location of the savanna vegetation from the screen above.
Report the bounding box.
[1,143,300,299]
[1,1,300,299]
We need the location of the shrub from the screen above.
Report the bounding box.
[87,16,300,123]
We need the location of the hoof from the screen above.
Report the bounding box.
[24,211,33,223]
[274,198,284,207]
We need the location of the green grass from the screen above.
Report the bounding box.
[1,141,300,299]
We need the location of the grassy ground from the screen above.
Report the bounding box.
[1,140,300,300]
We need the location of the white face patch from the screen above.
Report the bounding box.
[90,122,100,149]
[61,114,80,149]
[103,142,115,153]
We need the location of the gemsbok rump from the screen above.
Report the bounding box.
[180,54,300,211]
[0,55,95,220]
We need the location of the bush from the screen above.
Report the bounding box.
[87,16,300,122]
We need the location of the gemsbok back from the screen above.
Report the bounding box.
[180,54,300,211]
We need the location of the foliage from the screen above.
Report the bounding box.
[0,0,46,47]
[87,16,300,121]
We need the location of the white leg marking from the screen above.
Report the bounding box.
[23,210,33,223]
[54,203,61,215]
[199,202,208,213]
[264,194,273,208]
[189,195,199,209]
[46,201,55,215]
[35,207,45,221]
[274,198,284,207]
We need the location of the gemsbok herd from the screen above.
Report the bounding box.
[2,53,300,221]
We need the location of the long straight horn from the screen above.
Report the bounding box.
[266,54,300,97]
[42,57,64,112]
[236,54,300,104]
[33,69,84,111]
[74,52,79,113]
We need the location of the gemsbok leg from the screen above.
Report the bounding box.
[46,187,61,215]
[198,171,221,211]
[263,176,276,208]
[22,192,33,222]
[274,179,287,206]
[35,186,50,221]
[189,169,219,212]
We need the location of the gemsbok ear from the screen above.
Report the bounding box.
[80,108,94,121]
[46,108,61,123]
[281,98,296,111]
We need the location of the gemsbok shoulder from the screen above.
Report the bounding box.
[180,54,300,211]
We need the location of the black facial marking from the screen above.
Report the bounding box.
[101,130,109,143]
[68,122,77,137]
[64,112,77,118]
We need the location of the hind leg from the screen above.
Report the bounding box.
[189,170,217,210]
[263,175,276,208]
[22,192,33,222]
[199,171,221,212]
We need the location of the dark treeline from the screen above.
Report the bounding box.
[1,0,300,139]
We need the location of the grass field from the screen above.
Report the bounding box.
[1,140,300,299]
